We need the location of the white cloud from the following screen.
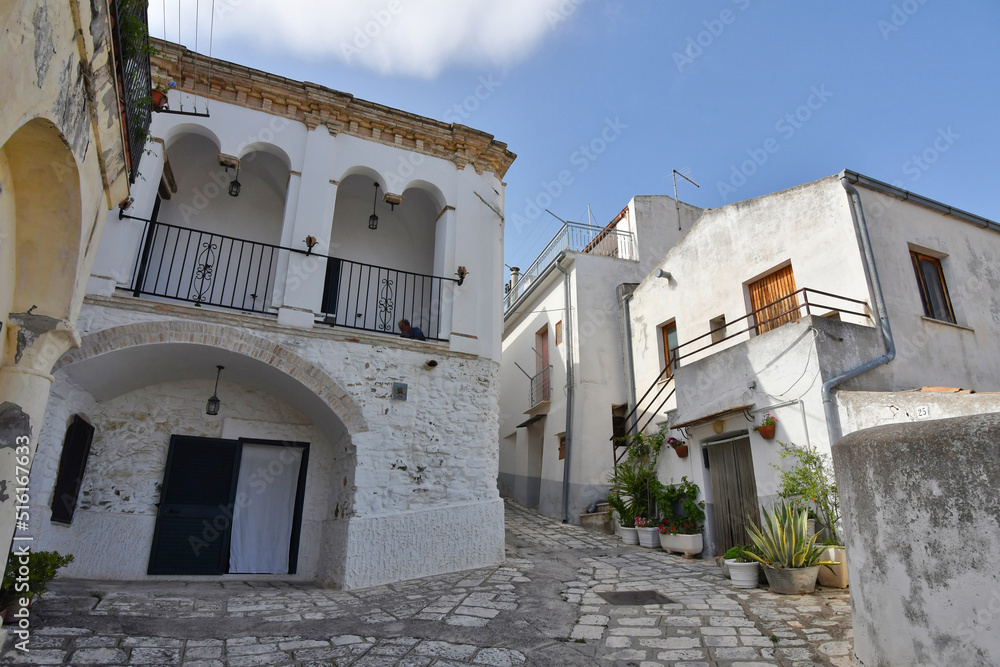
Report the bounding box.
[198,0,583,78]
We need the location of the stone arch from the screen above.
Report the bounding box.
[402,178,448,212]
[54,320,368,435]
[335,164,388,189]
[238,141,292,172]
[163,123,222,152]
[1,117,83,321]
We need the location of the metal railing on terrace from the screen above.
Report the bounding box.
[504,222,635,312]
[529,366,551,408]
[123,218,457,340]
[110,0,153,183]
[610,287,871,463]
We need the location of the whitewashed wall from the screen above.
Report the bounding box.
[41,298,504,588]
[32,377,339,581]
[89,98,507,362]
[498,196,699,522]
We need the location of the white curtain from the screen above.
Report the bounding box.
[230,444,303,574]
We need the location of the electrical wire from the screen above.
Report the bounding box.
[206,0,215,114]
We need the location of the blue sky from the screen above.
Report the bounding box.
[154,0,1000,273]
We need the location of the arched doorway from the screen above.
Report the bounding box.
[34,322,361,585]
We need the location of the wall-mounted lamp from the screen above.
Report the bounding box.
[304,235,318,255]
[369,182,380,230]
[228,165,241,197]
[206,365,225,415]
[383,192,403,211]
[655,268,672,280]
[456,266,469,286]
[117,196,134,219]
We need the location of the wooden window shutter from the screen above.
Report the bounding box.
[749,264,799,334]
[50,415,95,525]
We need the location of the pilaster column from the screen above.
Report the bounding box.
[278,125,339,329]
[0,319,80,576]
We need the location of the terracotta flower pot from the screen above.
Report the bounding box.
[756,424,776,440]
[151,89,169,111]
[673,444,689,458]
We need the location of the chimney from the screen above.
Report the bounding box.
[509,266,520,296]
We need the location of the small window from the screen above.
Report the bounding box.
[710,315,727,344]
[558,433,566,460]
[51,415,95,524]
[661,321,679,375]
[911,251,955,323]
[555,320,563,346]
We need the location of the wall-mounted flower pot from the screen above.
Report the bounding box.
[674,444,689,458]
[151,89,168,111]
[756,424,776,439]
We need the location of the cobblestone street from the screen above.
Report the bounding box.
[2,501,852,666]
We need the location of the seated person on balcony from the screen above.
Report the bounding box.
[398,319,426,341]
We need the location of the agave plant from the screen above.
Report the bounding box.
[743,502,839,571]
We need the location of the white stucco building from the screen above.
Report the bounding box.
[625,170,1000,557]
[498,197,701,522]
[30,40,516,589]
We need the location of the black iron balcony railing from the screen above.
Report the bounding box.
[110,0,153,183]
[529,366,551,408]
[125,219,456,340]
[610,287,872,464]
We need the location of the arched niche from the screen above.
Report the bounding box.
[1,118,82,321]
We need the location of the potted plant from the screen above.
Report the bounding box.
[607,491,638,545]
[0,551,74,622]
[743,502,838,594]
[666,437,688,458]
[635,516,660,549]
[753,413,777,439]
[728,546,761,589]
[773,441,848,588]
[609,431,665,548]
[655,477,705,557]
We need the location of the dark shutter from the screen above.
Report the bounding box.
[50,415,96,524]
[707,436,761,556]
[147,436,241,575]
[320,258,343,321]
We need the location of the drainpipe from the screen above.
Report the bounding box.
[555,253,574,523]
[823,176,896,444]
[617,284,639,428]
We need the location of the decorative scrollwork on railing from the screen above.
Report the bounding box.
[377,277,395,331]
[191,241,218,303]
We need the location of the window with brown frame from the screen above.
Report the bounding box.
[748,264,799,334]
[661,321,679,376]
[910,251,955,323]
[555,320,563,346]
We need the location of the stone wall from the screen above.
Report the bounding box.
[43,296,504,588]
[833,413,1000,665]
[32,377,341,581]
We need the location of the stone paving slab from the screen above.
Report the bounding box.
[1,500,852,665]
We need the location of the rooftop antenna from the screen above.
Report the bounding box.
[672,168,700,231]
[544,208,569,225]
[587,204,601,231]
